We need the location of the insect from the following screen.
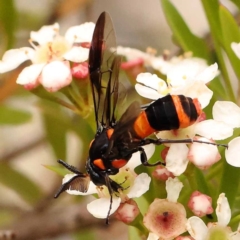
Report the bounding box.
[54,12,227,224]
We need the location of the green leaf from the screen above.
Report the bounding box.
[201,0,222,41]
[73,230,95,240]
[219,5,240,79]
[128,226,144,240]
[42,102,67,161]
[0,105,32,124]
[201,0,236,102]
[161,0,211,61]
[0,0,17,48]
[43,164,68,176]
[219,162,240,208]
[0,163,42,204]
[195,168,211,196]
[38,99,94,166]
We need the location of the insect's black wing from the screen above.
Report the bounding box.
[54,174,91,198]
[106,101,142,153]
[89,12,119,130]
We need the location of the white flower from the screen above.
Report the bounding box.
[0,22,95,91]
[167,59,218,86]
[166,177,183,202]
[136,73,170,99]
[135,60,218,109]
[145,178,187,240]
[117,46,155,66]
[186,193,237,240]
[225,137,240,167]
[156,99,239,175]
[63,144,155,219]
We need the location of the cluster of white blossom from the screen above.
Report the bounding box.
[1,21,240,240]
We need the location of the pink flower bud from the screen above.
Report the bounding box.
[198,111,206,122]
[115,199,140,224]
[188,191,213,217]
[161,147,169,161]
[143,199,187,239]
[121,58,144,80]
[152,165,174,181]
[71,62,89,79]
[23,82,40,90]
[80,42,91,48]
[121,58,144,70]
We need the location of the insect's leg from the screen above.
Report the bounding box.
[57,159,82,174]
[141,138,228,148]
[138,147,165,166]
[104,175,114,225]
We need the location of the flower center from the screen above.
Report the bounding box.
[98,168,136,198]
[34,37,70,63]
[156,211,174,228]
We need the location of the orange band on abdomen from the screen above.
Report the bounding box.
[133,111,155,138]
[193,98,202,117]
[171,95,191,128]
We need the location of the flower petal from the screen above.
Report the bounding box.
[126,144,155,170]
[147,232,159,240]
[64,46,89,63]
[172,81,213,109]
[65,22,95,44]
[165,144,189,176]
[225,137,240,167]
[156,126,196,143]
[136,73,167,91]
[186,216,208,240]
[166,177,183,202]
[195,63,219,83]
[213,101,240,128]
[0,47,35,73]
[135,84,161,100]
[167,58,207,87]
[16,63,45,87]
[150,56,173,74]
[87,197,121,218]
[127,173,151,198]
[188,138,221,170]
[216,193,231,226]
[117,46,152,63]
[30,23,59,45]
[39,61,72,92]
[194,120,233,140]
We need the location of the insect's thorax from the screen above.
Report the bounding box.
[87,128,132,177]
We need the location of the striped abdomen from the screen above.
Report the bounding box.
[133,95,202,138]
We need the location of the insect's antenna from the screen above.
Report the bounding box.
[57,159,82,174]
[104,175,113,225]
